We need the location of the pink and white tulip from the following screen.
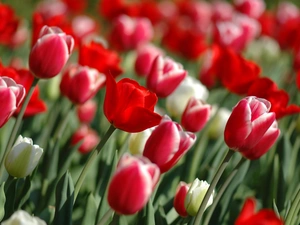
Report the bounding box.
[224,96,280,160]
[60,64,106,104]
[234,0,265,19]
[181,97,211,133]
[29,26,74,79]
[107,153,160,215]
[146,56,187,98]
[0,77,25,128]
[143,116,196,173]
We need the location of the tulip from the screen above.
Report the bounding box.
[128,128,153,155]
[184,179,214,216]
[0,76,25,128]
[71,125,100,154]
[224,96,280,160]
[134,43,164,77]
[234,0,265,19]
[29,25,74,79]
[76,99,97,124]
[107,153,160,215]
[174,181,190,217]
[166,76,209,119]
[2,210,46,225]
[109,14,154,51]
[5,135,43,178]
[212,1,234,22]
[181,97,211,132]
[146,56,187,98]
[104,73,162,133]
[276,2,299,25]
[235,198,284,225]
[143,116,196,173]
[60,64,106,104]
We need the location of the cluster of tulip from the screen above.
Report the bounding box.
[0,0,300,224]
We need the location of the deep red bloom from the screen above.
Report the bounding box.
[104,74,162,133]
[247,77,300,119]
[258,11,277,37]
[0,3,21,46]
[235,198,284,225]
[79,40,123,78]
[62,0,87,13]
[0,63,47,117]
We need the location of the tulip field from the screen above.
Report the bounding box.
[1,0,300,224]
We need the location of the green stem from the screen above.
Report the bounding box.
[97,208,114,225]
[193,150,234,225]
[74,124,116,202]
[203,157,247,225]
[285,185,300,225]
[0,78,39,181]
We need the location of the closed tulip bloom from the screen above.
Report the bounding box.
[60,64,106,104]
[143,116,196,173]
[2,210,46,225]
[71,125,100,154]
[104,74,162,133]
[181,97,212,132]
[235,198,284,225]
[184,179,214,216]
[174,181,190,217]
[29,25,74,79]
[107,153,160,215]
[5,135,43,178]
[0,76,25,128]
[146,56,187,98]
[76,99,97,124]
[224,96,280,160]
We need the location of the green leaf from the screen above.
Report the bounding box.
[155,205,168,225]
[52,171,74,225]
[0,182,6,221]
[82,193,97,225]
[3,177,17,220]
[15,176,31,209]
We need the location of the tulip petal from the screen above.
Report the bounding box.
[235,198,256,224]
[224,99,252,149]
[103,73,118,123]
[0,88,17,127]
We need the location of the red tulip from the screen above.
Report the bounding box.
[247,77,300,119]
[235,198,284,225]
[29,25,74,79]
[0,77,25,128]
[224,96,280,160]
[181,97,211,133]
[143,116,196,173]
[174,181,190,217]
[60,64,106,104]
[146,56,187,98]
[76,99,97,124]
[107,153,160,215]
[78,39,123,78]
[71,124,100,154]
[104,74,162,133]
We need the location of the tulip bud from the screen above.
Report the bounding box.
[184,179,214,216]
[234,0,265,19]
[5,135,43,178]
[29,25,74,79]
[224,96,280,160]
[60,64,106,104]
[107,153,160,215]
[207,106,231,139]
[134,43,164,77]
[71,125,100,154]
[166,76,209,119]
[76,99,97,124]
[110,15,154,51]
[143,115,196,173]
[146,56,187,98]
[128,128,153,155]
[2,210,46,225]
[181,97,211,132]
[0,76,26,128]
[174,181,190,217]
